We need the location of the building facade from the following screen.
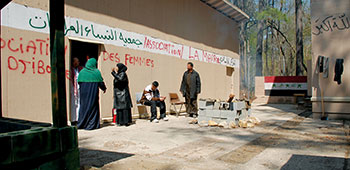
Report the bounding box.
[1,0,248,123]
[311,0,350,119]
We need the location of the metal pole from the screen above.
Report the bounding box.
[50,0,67,127]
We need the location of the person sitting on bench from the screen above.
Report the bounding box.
[140,81,168,123]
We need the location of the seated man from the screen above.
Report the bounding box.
[140,81,168,123]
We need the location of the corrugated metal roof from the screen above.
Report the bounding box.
[200,0,250,22]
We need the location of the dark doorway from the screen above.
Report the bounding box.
[70,40,99,67]
[69,40,99,123]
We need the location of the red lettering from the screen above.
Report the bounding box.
[148,40,152,48]
[152,41,157,49]
[46,38,49,56]
[203,51,209,62]
[46,65,51,73]
[18,59,31,74]
[134,56,140,65]
[103,51,109,61]
[0,38,6,49]
[8,56,18,70]
[129,56,134,65]
[209,54,213,63]
[32,57,36,74]
[109,53,115,62]
[8,38,19,52]
[146,59,150,66]
[215,56,220,63]
[102,51,154,68]
[140,57,145,65]
[158,42,163,50]
[163,43,168,52]
[38,60,45,74]
[180,46,184,58]
[189,47,194,59]
[143,37,148,49]
[19,38,24,54]
[36,39,46,55]
[114,53,120,63]
[26,40,37,54]
[125,54,130,66]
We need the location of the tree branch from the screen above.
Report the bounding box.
[266,20,296,54]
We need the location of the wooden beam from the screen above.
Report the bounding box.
[222,7,234,13]
[50,0,67,127]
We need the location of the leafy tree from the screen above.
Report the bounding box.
[234,0,311,97]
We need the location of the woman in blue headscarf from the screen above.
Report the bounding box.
[112,63,133,126]
[77,58,107,130]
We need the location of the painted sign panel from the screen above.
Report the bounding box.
[312,12,350,36]
[1,2,239,68]
[264,76,307,96]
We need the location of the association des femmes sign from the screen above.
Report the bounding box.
[1,2,239,68]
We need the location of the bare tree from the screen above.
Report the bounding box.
[270,0,275,75]
[256,0,265,76]
[264,24,269,76]
[295,0,304,76]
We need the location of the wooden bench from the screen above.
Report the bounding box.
[169,93,185,117]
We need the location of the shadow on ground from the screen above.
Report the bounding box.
[259,104,300,114]
[281,154,350,170]
[79,148,134,168]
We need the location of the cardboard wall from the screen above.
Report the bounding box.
[1,0,241,123]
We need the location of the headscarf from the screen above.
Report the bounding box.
[117,63,128,73]
[77,58,104,82]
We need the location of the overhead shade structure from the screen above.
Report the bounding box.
[200,0,250,22]
[0,0,11,9]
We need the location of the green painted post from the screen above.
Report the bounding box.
[50,0,67,128]
[0,4,2,118]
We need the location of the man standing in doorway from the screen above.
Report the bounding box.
[180,62,201,118]
[70,57,83,125]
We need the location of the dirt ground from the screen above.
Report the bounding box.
[78,104,350,170]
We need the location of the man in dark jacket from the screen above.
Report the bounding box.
[180,62,201,117]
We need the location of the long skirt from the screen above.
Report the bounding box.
[117,109,132,126]
[77,82,100,130]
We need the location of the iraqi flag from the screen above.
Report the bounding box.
[264,76,307,96]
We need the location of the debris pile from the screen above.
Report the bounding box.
[199,116,261,129]
[197,94,260,129]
